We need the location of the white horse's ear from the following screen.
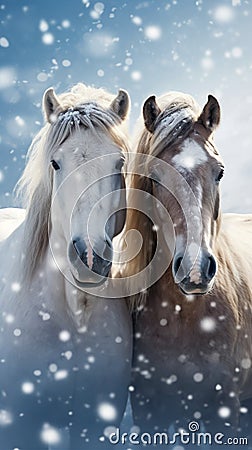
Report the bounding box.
[143,95,161,133]
[43,88,63,124]
[198,95,221,133]
[110,89,130,120]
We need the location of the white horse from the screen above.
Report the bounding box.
[0,83,132,450]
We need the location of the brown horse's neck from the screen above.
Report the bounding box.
[144,261,230,328]
[139,264,237,363]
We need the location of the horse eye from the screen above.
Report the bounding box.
[115,158,124,171]
[150,171,161,184]
[216,168,224,183]
[51,160,60,171]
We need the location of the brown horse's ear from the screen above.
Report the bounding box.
[198,95,221,133]
[43,88,63,124]
[143,95,161,133]
[110,89,130,120]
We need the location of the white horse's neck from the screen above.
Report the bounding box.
[43,240,94,331]
[1,213,109,332]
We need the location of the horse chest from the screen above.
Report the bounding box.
[132,298,234,389]
[134,306,203,354]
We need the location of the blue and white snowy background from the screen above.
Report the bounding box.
[0,0,251,443]
[0,0,252,211]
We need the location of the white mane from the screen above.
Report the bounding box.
[15,83,129,282]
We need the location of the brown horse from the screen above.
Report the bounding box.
[119,91,252,444]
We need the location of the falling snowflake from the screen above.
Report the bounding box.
[21,382,35,394]
[62,59,71,67]
[39,20,49,32]
[144,25,162,40]
[160,318,168,326]
[231,47,243,58]
[62,20,71,28]
[201,57,214,71]
[64,351,72,360]
[49,363,58,373]
[200,317,216,332]
[131,71,142,81]
[90,2,104,19]
[5,314,14,323]
[193,372,204,383]
[131,16,142,26]
[40,424,61,445]
[0,37,9,48]
[218,406,231,418]
[166,374,177,385]
[97,402,117,421]
[11,282,21,292]
[87,355,95,363]
[54,370,68,381]
[240,406,248,414]
[59,330,71,342]
[42,33,54,45]
[241,358,251,369]
[213,6,234,23]
[39,311,50,321]
[13,328,21,337]
[0,409,13,426]
[37,72,48,82]
[15,116,25,127]
[97,69,104,77]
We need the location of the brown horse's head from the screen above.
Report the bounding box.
[143,93,224,295]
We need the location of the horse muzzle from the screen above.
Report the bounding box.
[172,250,217,296]
[68,237,112,284]
[178,279,215,295]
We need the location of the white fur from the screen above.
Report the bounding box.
[172,138,208,171]
[188,242,202,284]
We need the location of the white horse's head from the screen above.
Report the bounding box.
[43,86,130,286]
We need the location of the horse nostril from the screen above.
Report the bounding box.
[173,256,183,276]
[72,239,87,265]
[207,255,217,280]
[105,237,112,248]
[103,236,113,261]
